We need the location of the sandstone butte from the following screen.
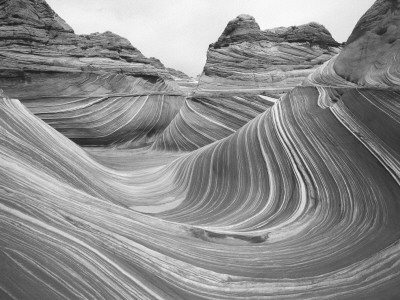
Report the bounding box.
[152,15,342,151]
[1,0,400,299]
[197,14,342,94]
[0,0,194,147]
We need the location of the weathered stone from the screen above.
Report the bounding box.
[0,0,189,147]
[198,15,342,94]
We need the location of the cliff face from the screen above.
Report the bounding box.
[0,0,187,147]
[198,15,342,94]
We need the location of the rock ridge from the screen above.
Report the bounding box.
[331,0,400,87]
[0,0,192,81]
[0,0,189,147]
[0,0,74,32]
[213,15,340,49]
[199,15,342,93]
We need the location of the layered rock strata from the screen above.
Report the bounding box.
[149,57,198,92]
[198,15,342,94]
[164,16,343,152]
[151,91,278,151]
[0,0,186,147]
[305,0,400,90]
[167,68,198,92]
[1,0,400,299]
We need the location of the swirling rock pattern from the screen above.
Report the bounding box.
[148,57,198,93]
[166,68,198,92]
[1,0,400,299]
[151,91,278,151]
[152,16,342,152]
[0,0,189,147]
[333,0,400,88]
[304,0,400,91]
[198,15,342,94]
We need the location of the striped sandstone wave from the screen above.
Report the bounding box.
[1,0,400,299]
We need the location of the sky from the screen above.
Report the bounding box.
[46,0,376,77]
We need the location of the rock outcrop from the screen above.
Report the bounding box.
[0,0,173,80]
[0,0,186,147]
[166,68,198,92]
[148,57,198,92]
[333,0,400,87]
[198,15,342,94]
[1,1,400,299]
[155,17,341,152]
[305,0,400,90]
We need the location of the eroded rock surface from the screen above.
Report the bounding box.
[1,1,400,299]
[198,15,342,94]
[333,0,400,87]
[0,0,187,147]
[155,16,341,151]
[151,91,277,151]
[0,0,173,79]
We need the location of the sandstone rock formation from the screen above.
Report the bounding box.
[151,91,277,151]
[0,0,174,80]
[154,16,341,152]
[149,57,198,92]
[166,68,198,92]
[305,0,400,90]
[1,0,400,299]
[0,0,187,147]
[333,0,400,88]
[198,15,342,94]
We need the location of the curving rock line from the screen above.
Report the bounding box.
[1,0,400,299]
[0,0,188,147]
[198,15,342,93]
[153,14,343,152]
[151,92,277,151]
